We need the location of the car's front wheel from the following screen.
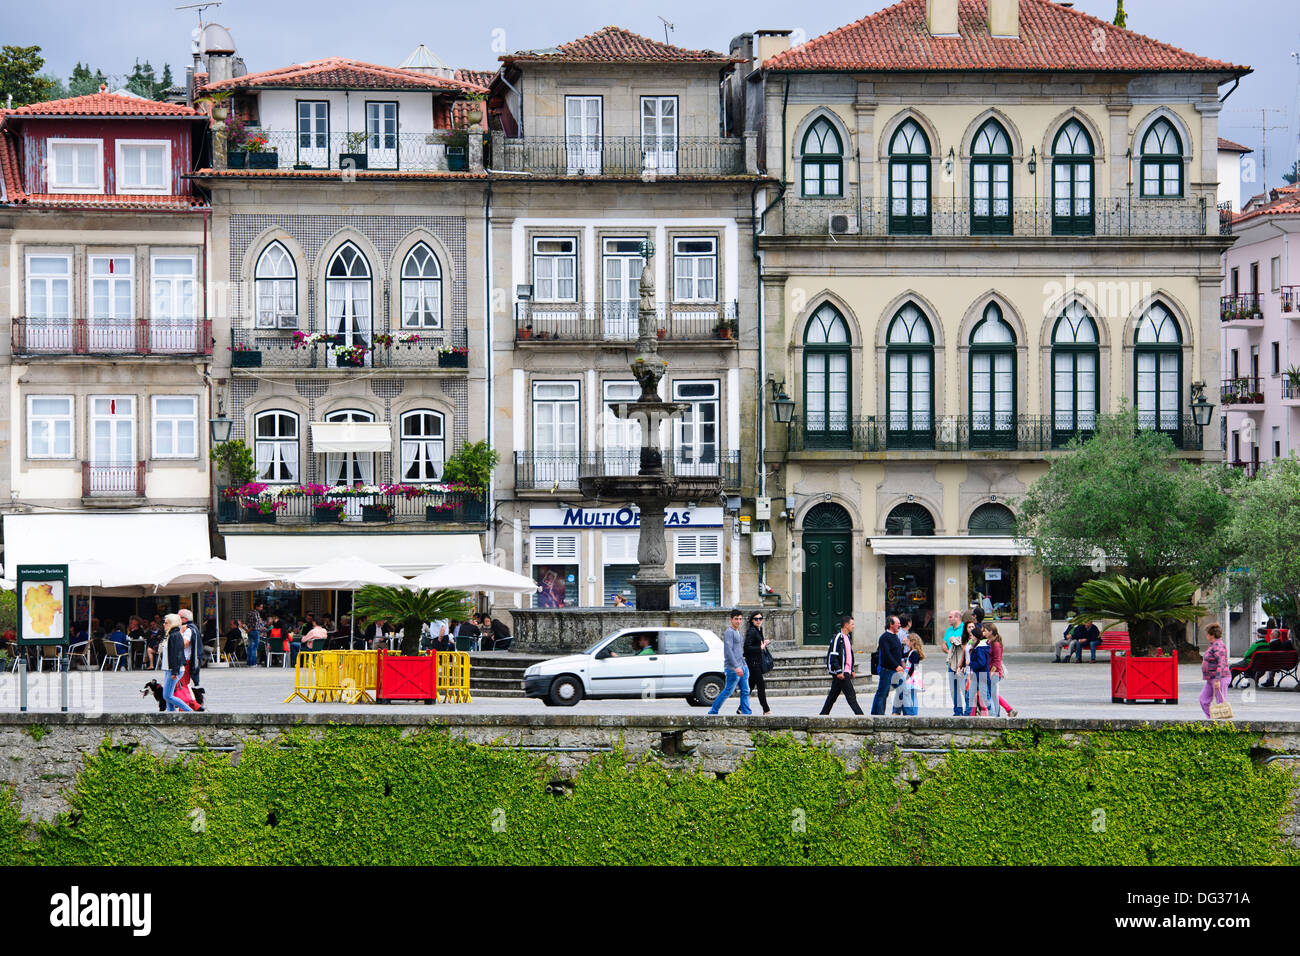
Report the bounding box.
[692,673,724,708]
[549,674,584,707]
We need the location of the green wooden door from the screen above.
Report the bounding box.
[802,532,852,645]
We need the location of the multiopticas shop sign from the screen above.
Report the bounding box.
[529,506,724,529]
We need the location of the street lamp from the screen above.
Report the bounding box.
[209,396,233,445]
[1189,381,1215,428]
[769,378,795,425]
[1027,146,1037,176]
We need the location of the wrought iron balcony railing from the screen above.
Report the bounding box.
[1221,377,1265,406]
[775,194,1211,238]
[491,136,745,177]
[229,326,468,370]
[515,302,738,343]
[216,488,486,525]
[1281,287,1299,316]
[13,317,212,356]
[227,130,466,172]
[788,414,1201,452]
[1220,294,1263,322]
[514,451,740,491]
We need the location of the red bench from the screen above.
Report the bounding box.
[1244,650,1299,689]
[1100,631,1130,654]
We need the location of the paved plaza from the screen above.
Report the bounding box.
[2,654,1297,721]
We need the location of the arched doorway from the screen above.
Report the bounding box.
[801,503,853,646]
[884,502,936,643]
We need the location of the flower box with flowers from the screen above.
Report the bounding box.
[361,503,394,523]
[230,344,262,367]
[425,500,459,523]
[312,499,345,524]
[332,344,369,367]
[438,345,469,368]
[291,331,330,350]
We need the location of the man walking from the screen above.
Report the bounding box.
[246,600,265,668]
[871,615,906,715]
[707,609,752,716]
[178,608,202,698]
[819,615,863,715]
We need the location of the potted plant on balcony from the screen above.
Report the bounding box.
[446,129,469,172]
[353,585,472,702]
[517,324,533,341]
[715,318,738,340]
[463,92,486,127]
[242,130,278,169]
[333,343,368,367]
[312,499,345,524]
[437,345,469,368]
[212,443,256,521]
[340,131,368,170]
[229,342,262,368]
[361,500,393,523]
[1285,365,1300,397]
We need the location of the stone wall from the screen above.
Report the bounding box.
[498,607,796,654]
[3,713,1298,843]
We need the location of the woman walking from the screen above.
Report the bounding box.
[1200,623,1230,718]
[160,614,192,713]
[985,624,1017,717]
[742,612,772,715]
[892,634,924,715]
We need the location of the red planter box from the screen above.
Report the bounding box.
[1110,651,1179,704]
[375,649,438,703]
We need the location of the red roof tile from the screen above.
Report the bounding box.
[202,58,488,94]
[455,68,496,88]
[1211,137,1253,154]
[765,0,1249,74]
[1232,191,1300,225]
[17,193,208,210]
[0,130,25,201]
[504,25,735,64]
[3,90,204,118]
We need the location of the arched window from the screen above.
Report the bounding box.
[400,243,442,329]
[803,304,851,447]
[889,120,931,234]
[254,410,298,483]
[325,243,372,368]
[400,410,445,482]
[801,117,843,198]
[969,303,1016,447]
[1140,118,1183,198]
[885,502,935,536]
[323,408,375,485]
[254,242,297,329]
[886,303,934,448]
[968,503,1016,535]
[1135,303,1183,443]
[1052,120,1094,235]
[970,119,1012,235]
[1051,303,1099,445]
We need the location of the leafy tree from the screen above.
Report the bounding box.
[1113,0,1127,28]
[1017,407,1239,588]
[68,62,107,97]
[441,440,499,494]
[352,586,472,656]
[39,73,67,100]
[125,60,159,99]
[209,438,256,488]
[1225,455,1300,624]
[1283,160,1300,186]
[0,45,57,106]
[156,64,174,99]
[1070,574,1206,654]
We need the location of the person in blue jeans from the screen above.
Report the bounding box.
[965,612,993,715]
[246,600,265,668]
[708,609,752,715]
[161,614,192,712]
[870,615,906,715]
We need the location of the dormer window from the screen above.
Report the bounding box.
[116,140,171,193]
[48,139,103,193]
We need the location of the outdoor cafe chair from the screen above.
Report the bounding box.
[39,645,64,671]
[99,637,128,671]
[265,641,288,668]
[67,640,93,670]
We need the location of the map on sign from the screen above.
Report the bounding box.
[21,580,65,640]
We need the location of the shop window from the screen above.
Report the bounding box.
[603,532,638,607]
[968,555,1018,621]
[532,533,579,608]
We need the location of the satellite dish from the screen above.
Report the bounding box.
[201,22,236,55]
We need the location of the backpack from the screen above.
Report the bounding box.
[826,634,845,675]
[969,642,991,673]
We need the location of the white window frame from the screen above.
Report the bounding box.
[399,409,446,483]
[151,395,199,460]
[254,242,298,329]
[25,253,72,320]
[672,237,717,304]
[47,138,103,193]
[151,255,197,322]
[115,139,171,194]
[400,243,443,329]
[672,379,720,471]
[27,395,74,460]
[532,237,577,303]
[254,410,300,484]
[89,395,136,465]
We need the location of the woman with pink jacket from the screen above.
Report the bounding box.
[985,625,1018,718]
[1200,623,1230,718]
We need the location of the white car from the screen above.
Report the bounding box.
[523,627,727,707]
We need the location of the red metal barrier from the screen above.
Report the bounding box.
[1111,649,1179,704]
[375,648,438,703]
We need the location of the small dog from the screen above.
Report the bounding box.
[142,680,206,712]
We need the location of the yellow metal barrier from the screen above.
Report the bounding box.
[284,649,471,704]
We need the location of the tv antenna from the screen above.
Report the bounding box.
[177,1,221,26]
[1228,106,1288,189]
[657,15,675,45]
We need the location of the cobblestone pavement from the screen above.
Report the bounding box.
[1,654,1296,720]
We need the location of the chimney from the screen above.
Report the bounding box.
[206,53,233,86]
[926,0,959,37]
[754,30,793,66]
[988,0,1021,38]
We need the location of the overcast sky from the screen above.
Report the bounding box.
[5,0,1298,191]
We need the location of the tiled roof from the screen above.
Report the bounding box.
[1218,137,1252,153]
[17,193,208,210]
[455,68,496,88]
[504,25,735,64]
[202,58,488,94]
[2,90,204,117]
[452,70,493,129]
[765,0,1249,74]
[1231,186,1300,225]
[0,130,24,201]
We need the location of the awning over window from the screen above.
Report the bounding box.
[222,533,482,576]
[2,512,210,579]
[867,535,1032,557]
[309,421,392,453]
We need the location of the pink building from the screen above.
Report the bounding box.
[1219,185,1300,474]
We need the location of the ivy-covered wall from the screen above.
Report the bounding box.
[1,725,1296,865]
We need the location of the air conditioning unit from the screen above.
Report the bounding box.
[751,531,774,556]
[828,213,856,235]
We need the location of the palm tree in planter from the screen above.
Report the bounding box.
[352,585,471,657]
[1069,573,1207,655]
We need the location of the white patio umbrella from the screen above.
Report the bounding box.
[406,559,538,594]
[153,558,283,662]
[290,556,410,649]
